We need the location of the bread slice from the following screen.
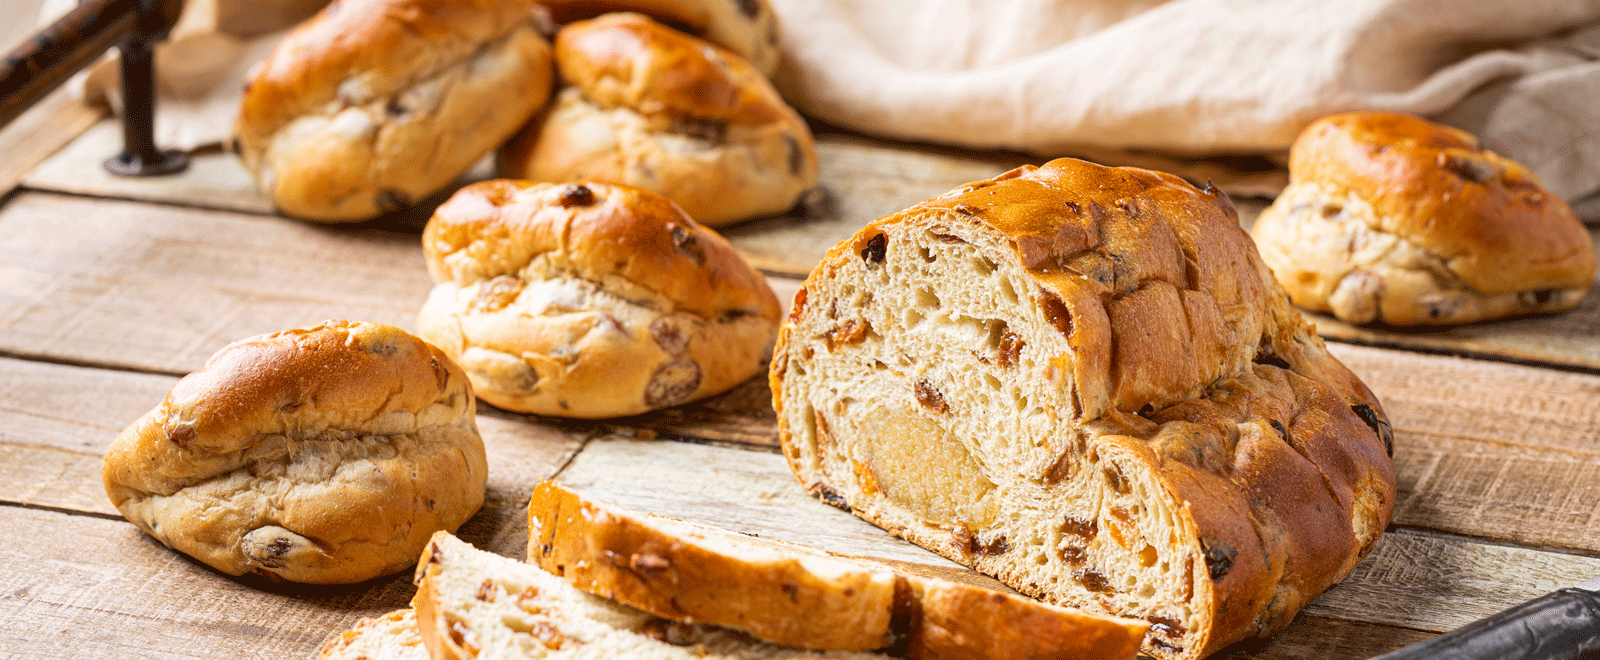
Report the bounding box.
[413,532,889,660]
[527,480,1146,658]
[770,158,1396,659]
[317,609,428,660]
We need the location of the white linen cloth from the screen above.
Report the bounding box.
[770,0,1600,211]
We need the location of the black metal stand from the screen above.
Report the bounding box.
[104,0,187,176]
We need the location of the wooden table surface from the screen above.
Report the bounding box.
[4,18,1600,658]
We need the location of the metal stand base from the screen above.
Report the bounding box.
[104,149,188,177]
[103,0,187,177]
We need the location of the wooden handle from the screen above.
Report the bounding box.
[1371,588,1600,660]
[0,0,140,129]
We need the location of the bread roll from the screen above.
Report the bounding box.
[414,532,887,660]
[1252,112,1596,326]
[235,0,555,222]
[317,609,428,660]
[417,179,781,418]
[770,158,1396,659]
[538,0,780,76]
[528,480,1147,658]
[498,12,816,227]
[102,320,487,584]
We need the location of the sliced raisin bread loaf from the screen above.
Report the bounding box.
[769,158,1397,660]
[527,480,1146,658]
[412,533,887,660]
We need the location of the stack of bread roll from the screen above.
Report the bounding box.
[234,0,815,228]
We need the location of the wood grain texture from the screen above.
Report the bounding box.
[0,90,105,196]
[0,356,174,516]
[0,192,432,373]
[551,436,1600,636]
[25,120,275,215]
[0,503,501,659]
[1210,615,1432,660]
[1329,343,1600,553]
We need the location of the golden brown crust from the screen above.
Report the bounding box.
[912,161,1273,416]
[424,179,775,318]
[498,13,815,226]
[554,12,783,125]
[235,0,554,221]
[1253,112,1595,325]
[1292,112,1591,292]
[538,0,780,76]
[102,321,487,584]
[527,481,1148,659]
[771,158,1395,659]
[528,481,899,651]
[909,581,1146,660]
[412,539,461,660]
[418,180,781,417]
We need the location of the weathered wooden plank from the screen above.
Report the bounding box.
[1329,343,1600,552]
[0,356,588,524]
[0,192,433,373]
[0,192,803,374]
[23,123,1018,278]
[0,357,175,516]
[24,120,275,215]
[0,503,498,659]
[1211,615,1432,660]
[1305,530,1600,631]
[0,504,408,659]
[553,436,1600,638]
[0,92,105,197]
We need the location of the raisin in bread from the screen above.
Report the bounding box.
[317,609,429,660]
[770,158,1397,659]
[412,532,889,660]
[527,480,1146,658]
[1251,112,1595,326]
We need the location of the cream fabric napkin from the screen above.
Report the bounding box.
[771,0,1600,213]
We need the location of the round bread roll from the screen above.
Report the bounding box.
[497,12,816,227]
[1252,112,1596,326]
[102,320,487,584]
[417,179,781,418]
[235,0,556,222]
[537,0,780,77]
